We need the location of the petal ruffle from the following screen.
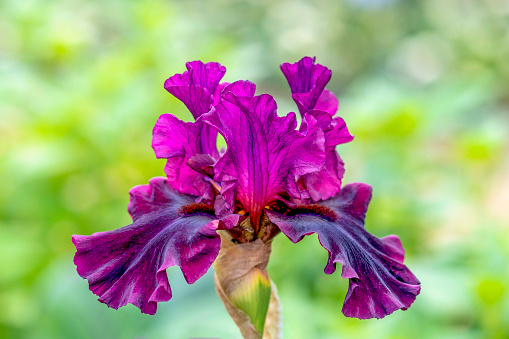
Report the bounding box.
[266,183,421,319]
[202,81,325,227]
[73,177,228,315]
[164,61,227,119]
[163,61,227,162]
[280,56,337,116]
[281,57,351,201]
[299,112,354,201]
[152,114,217,199]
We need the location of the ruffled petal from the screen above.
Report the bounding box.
[266,183,421,319]
[163,61,226,162]
[202,81,325,227]
[280,56,337,116]
[187,154,215,178]
[299,112,354,201]
[152,114,217,199]
[73,177,230,315]
[164,61,227,119]
[280,57,351,201]
[314,89,339,116]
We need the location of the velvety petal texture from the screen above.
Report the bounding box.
[266,183,421,319]
[152,115,217,199]
[202,81,326,226]
[164,61,226,119]
[280,56,338,116]
[73,177,224,315]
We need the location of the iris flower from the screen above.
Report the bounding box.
[73,57,420,327]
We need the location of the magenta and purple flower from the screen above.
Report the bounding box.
[73,57,420,320]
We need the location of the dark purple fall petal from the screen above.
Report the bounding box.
[266,183,421,319]
[73,177,231,315]
[164,61,226,119]
[299,112,354,201]
[202,81,326,226]
[152,114,217,200]
[280,56,337,116]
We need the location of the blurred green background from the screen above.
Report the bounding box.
[1,0,509,338]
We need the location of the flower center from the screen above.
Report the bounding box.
[228,200,286,244]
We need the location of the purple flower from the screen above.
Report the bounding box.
[73,58,420,319]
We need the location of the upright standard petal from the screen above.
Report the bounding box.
[298,112,354,202]
[266,183,421,319]
[281,57,349,201]
[280,56,338,116]
[163,61,226,163]
[152,114,217,199]
[164,61,227,119]
[202,81,325,227]
[73,177,227,315]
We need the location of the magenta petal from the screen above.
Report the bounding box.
[280,56,338,116]
[73,177,222,315]
[298,151,345,202]
[212,82,229,107]
[152,114,217,198]
[281,58,351,201]
[197,123,220,160]
[187,154,216,178]
[164,61,226,119]
[166,61,226,95]
[202,81,325,226]
[266,183,421,319]
[314,89,339,116]
[165,85,213,119]
[280,56,330,94]
[299,113,354,201]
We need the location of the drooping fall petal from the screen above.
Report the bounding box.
[202,81,326,226]
[266,183,420,319]
[72,177,234,315]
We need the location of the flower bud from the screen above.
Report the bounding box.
[214,231,281,338]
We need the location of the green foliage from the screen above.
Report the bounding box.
[1,0,508,338]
